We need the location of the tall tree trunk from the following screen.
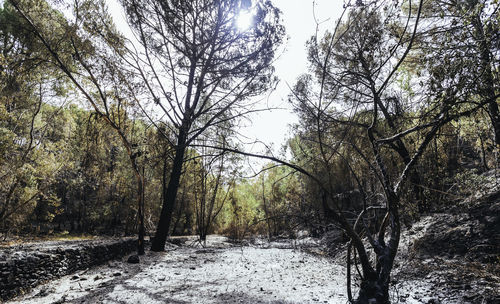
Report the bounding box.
[151,126,188,251]
[261,177,272,239]
[472,14,500,147]
[123,139,145,255]
[137,167,145,255]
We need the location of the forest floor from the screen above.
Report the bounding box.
[6,228,498,304]
[6,235,428,304]
[6,177,500,304]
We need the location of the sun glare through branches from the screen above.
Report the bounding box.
[236,9,254,31]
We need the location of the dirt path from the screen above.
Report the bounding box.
[7,236,437,304]
[9,246,345,304]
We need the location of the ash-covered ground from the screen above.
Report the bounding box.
[6,175,499,304]
[5,235,432,304]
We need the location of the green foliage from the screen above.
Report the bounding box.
[219,179,263,240]
[451,169,491,197]
[1,0,498,253]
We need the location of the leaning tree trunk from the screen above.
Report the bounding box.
[151,126,188,251]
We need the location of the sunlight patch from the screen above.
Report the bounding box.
[236,10,254,31]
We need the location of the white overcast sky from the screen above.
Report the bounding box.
[244,0,344,154]
[107,0,344,156]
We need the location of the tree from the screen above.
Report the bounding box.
[415,0,500,148]
[256,164,302,238]
[9,0,148,254]
[120,0,285,251]
[0,3,68,232]
[51,106,144,235]
[287,0,499,302]
[193,148,233,244]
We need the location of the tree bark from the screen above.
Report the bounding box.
[151,125,188,251]
[355,212,399,303]
[355,277,390,304]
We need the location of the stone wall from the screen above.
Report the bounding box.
[0,238,137,301]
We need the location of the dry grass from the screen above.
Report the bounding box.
[0,233,98,247]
